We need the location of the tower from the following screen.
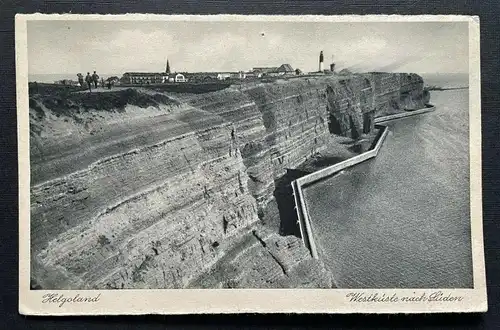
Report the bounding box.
[319,51,324,72]
[330,55,335,72]
[165,59,171,74]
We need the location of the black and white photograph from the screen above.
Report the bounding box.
[17,14,485,314]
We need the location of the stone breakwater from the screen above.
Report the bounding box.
[29,73,428,289]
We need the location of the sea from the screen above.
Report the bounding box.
[302,73,473,288]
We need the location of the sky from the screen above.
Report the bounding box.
[27,20,468,76]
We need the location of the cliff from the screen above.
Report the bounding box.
[29,73,428,289]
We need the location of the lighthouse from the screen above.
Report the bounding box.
[319,51,324,72]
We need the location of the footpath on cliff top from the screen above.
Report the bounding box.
[28,73,429,289]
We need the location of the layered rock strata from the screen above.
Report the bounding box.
[30,73,427,289]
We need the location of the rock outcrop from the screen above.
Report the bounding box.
[29,73,427,289]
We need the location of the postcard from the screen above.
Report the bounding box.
[17,14,486,315]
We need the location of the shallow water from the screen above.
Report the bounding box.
[302,89,472,288]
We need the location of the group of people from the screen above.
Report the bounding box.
[77,71,112,92]
[77,71,99,91]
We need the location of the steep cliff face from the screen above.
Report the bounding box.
[29,73,427,289]
[365,72,429,116]
[30,92,260,289]
[183,73,426,211]
[183,80,333,212]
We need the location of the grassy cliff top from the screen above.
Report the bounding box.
[29,86,180,118]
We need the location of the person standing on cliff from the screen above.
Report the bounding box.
[85,72,92,92]
[92,71,99,89]
[77,73,84,89]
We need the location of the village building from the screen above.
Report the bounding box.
[252,67,275,72]
[244,71,259,79]
[252,64,295,77]
[216,71,246,80]
[173,73,186,83]
[184,72,219,82]
[165,73,187,83]
[252,67,276,77]
[120,72,187,84]
[119,59,297,85]
[120,59,189,84]
[275,64,295,75]
[216,72,231,80]
[121,72,169,84]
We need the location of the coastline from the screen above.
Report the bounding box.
[375,104,436,123]
[293,105,436,258]
[28,73,432,290]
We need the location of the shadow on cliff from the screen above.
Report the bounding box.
[271,135,376,238]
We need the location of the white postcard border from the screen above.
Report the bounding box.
[17,14,486,315]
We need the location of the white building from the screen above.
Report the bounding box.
[217,71,246,80]
[122,72,169,84]
[217,73,231,80]
[175,73,186,82]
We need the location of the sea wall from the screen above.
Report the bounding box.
[293,125,391,259]
[29,73,427,289]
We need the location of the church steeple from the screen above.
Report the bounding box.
[165,59,171,74]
